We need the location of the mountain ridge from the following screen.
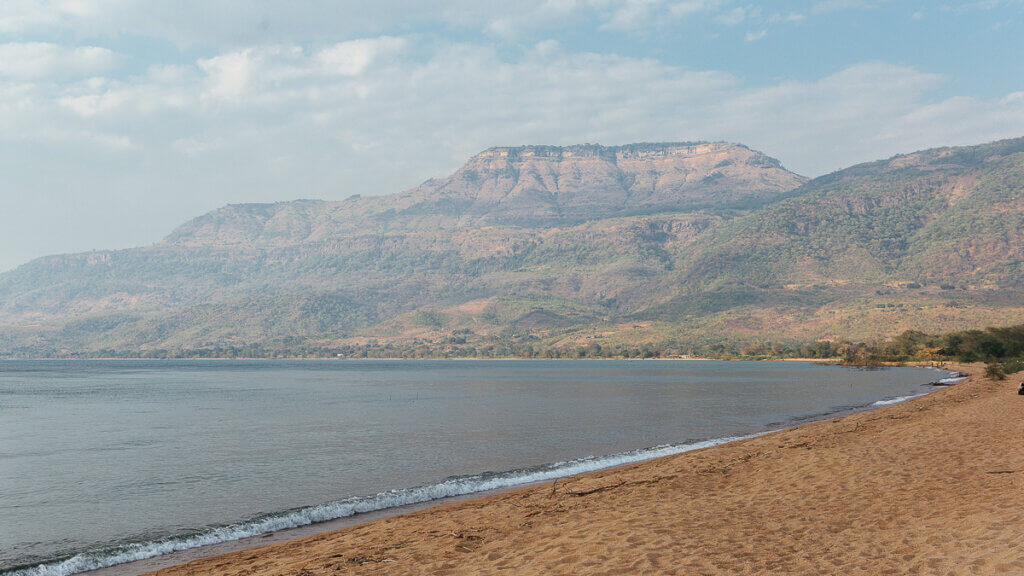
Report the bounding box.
[2,137,1024,358]
[162,141,803,246]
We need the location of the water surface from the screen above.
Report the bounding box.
[0,360,948,575]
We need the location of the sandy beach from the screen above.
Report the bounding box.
[138,363,1023,575]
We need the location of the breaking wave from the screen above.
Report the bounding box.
[871,394,922,406]
[4,434,756,576]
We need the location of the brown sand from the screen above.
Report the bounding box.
[145,364,1024,575]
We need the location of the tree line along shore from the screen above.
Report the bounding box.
[15,322,1024,377]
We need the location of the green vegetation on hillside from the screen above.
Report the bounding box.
[2,137,1024,358]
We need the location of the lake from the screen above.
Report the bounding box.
[0,359,952,575]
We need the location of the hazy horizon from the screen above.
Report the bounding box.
[2,0,1024,271]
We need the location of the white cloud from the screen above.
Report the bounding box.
[198,50,261,102]
[0,0,595,45]
[600,0,727,30]
[0,0,883,50]
[603,0,663,30]
[56,66,196,118]
[717,6,748,25]
[744,29,767,41]
[2,31,1024,271]
[0,42,117,79]
[0,0,742,42]
[59,90,124,117]
[670,0,726,17]
[6,38,1022,178]
[189,39,406,106]
[315,36,406,76]
[196,46,315,104]
[0,0,82,33]
[769,12,807,23]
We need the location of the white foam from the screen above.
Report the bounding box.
[871,394,921,406]
[924,367,968,384]
[7,434,758,576]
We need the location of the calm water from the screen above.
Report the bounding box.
[0,360,949,575]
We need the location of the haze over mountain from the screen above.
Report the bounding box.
[1,137,1022,358]
[165,142,801,243]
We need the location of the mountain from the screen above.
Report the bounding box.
[1,138,1023,358]
[163,142,802,246]
[638,136,1024,346]
[689,137,1024,288]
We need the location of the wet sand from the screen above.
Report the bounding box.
[136,363,1023,575]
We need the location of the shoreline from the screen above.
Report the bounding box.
[27,365,954,576]
[82,487,528,576]
[125,362,1023,576]
[0,356,964,370]
[36,436,764,576]
[0,356,838,362]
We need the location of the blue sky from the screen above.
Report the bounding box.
[1,0,1023,271]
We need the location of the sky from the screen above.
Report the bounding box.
[1,0,1023,272]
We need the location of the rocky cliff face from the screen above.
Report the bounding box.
[400,142,803,226]
[163,142,804,247]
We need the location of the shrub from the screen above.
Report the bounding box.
[1001,358,1024,375]
[984,363,1007,380]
